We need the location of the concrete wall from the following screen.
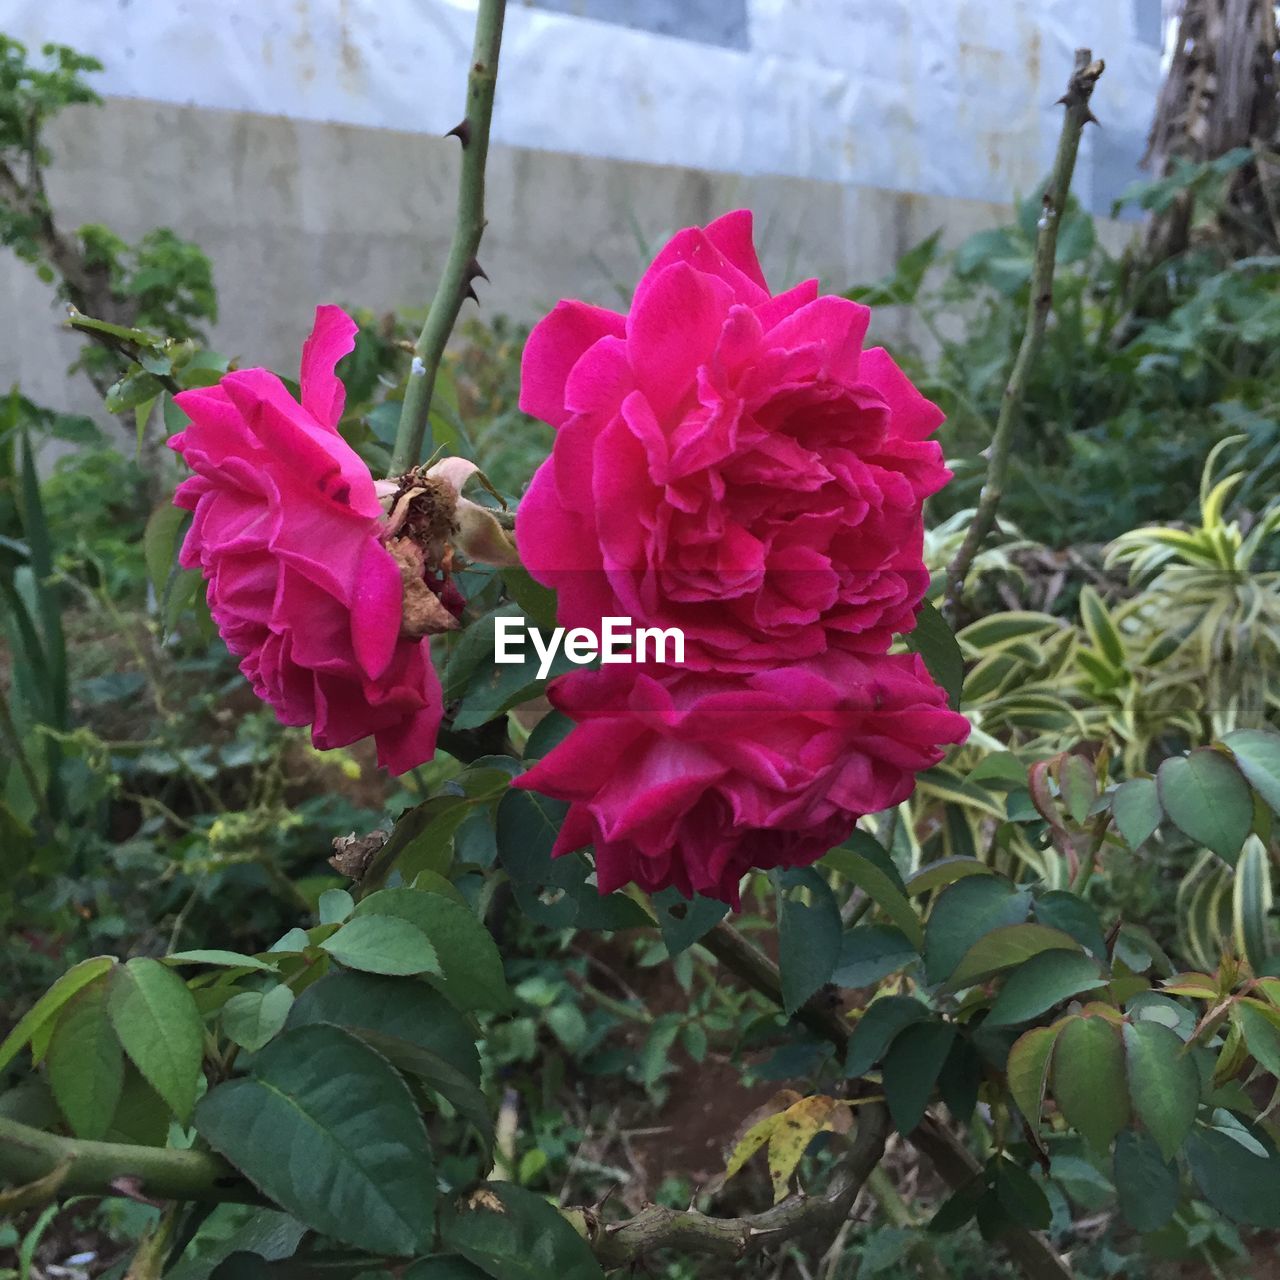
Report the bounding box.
[0,0,1158,422]
[2,100,1140,424]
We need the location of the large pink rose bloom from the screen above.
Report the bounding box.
[169,306,441,774]
[517,210,951,669]
[514,653,969,906]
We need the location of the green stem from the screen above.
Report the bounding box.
[941,49,1104,624]
[0,1117,255,1204]
[388,0,507,477]
[1070,816,1109,894]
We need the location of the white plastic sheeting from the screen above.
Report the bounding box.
[0,0,1161,210]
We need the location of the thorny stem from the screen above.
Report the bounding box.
[388,0,507,476]
[941,49,1105,624]
[0,1117,255,1205]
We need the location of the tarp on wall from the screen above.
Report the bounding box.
[0,0,1162,211]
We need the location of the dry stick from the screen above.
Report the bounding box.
[941,50,1105,625]
[387,0,506,477]
[585,1103,890,1268]
[699,921,1074,1280]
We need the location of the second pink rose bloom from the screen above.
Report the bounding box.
[514,210,969,904]
[517,209,952,670]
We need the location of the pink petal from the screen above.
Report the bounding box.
[859,348,946,441]
[374,657,443,774]
[350,539,403,681]
[626,262,733,420]
[520,300,626,427]
[764,296,870,387]
[299,305,358,430]
[221,372,381,519]
[702,209,770,290]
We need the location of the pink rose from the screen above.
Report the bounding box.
[514,653,969,906]
[169,306,441,775]
[516,210,951,669]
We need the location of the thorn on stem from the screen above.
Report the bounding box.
[446,118,472,147]
[464,256,489,283]
[108,1176,164,1209]
[463,283,480,304]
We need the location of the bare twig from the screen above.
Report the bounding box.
[388,0,506,476]
[582,1103,890,1268]
[941,50,1105,623]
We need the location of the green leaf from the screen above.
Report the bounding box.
[924,876,1029,986]
[832,925,918,989]
[883,1021,955,1134]
[944,924,1082,992]
[903,600,963,709]
[905,858,994,897]
[928,1177,985,1233]
[0,956,116,1072]
[195,1024,435,1255]
[107,957,203,1122]
[1111,778,1161,849]
[1233,834,1273,971]
[992,1157,1051,1230]
[395,799,475,884]
[105,369,165,415]
[500,567,558,632]
[779,883,842,1015]
[1123,1021,1199,1160]
[496,789,647,933]
[319,915,441,978]
[824,835,923,949]
[46,980,123,1139]
[1051,1016,1129,1153]
[522,709,574,761]
[164,950,278,974]
[163,1210,307,1280]
[441,1181,605,1280]
[1078,585,1125,668]
[986,950,1104,1026]
[287,971,479,1081]
[103,1065,170,1148]
[1114,1130,1179,1232]
[352,888,510,1012]
[1157,749,1252,861]
[1058,756,1096,825]
[1236,998,1280,1078]
[1186,1123,1280,1227]
[222,985,297,1053]
[1223,728,1280,814]
[317,889,355,925]
[1006,1025,1059,1128]
[353,1029,494,1152]
[844,230,942,307]
[450,611,576,730]
[846,997,930,1078]
[143,502,188,601]
[1033,892,1108,961]
[652,888,728,957]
